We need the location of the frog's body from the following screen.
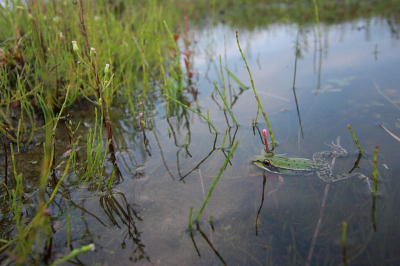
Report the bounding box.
[252,140,372,192]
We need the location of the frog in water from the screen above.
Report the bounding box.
[252,139,373,194]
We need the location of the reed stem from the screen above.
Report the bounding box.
[188,207,193,232]
[236,31,275,148]
[347,125,366,156]
[194,141,239,223]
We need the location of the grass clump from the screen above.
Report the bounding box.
[0,0,194,264]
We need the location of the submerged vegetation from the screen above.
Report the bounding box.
[0,0,400,264]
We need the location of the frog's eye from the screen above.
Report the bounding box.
[263,160,271,166]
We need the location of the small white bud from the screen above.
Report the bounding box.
[88,243,95,251]
[90,47,96,58]
[71,41,79,52]
[104,63,110,74]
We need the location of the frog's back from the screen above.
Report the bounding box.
[271,156,317,176]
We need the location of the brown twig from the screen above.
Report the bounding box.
[379,123,400,142]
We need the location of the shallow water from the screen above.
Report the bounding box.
[3,6,400,266]
[73,17,400,265]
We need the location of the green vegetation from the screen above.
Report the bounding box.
[193,140,239,223]
[0,0,193,263]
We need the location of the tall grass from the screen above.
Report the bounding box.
[0,0,189,263]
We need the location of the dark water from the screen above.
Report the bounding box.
[4,11,400,266]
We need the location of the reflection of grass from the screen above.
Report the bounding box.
[165,94,218,134]
[161,0,398,29]
[213,82,239,126]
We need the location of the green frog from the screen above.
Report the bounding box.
[252,140,372,193]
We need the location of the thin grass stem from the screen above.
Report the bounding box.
[66,214,71,247]
[50,244,95,266]
[188,207,193,232]
[236,31,275,148]
[347,124,366,156]
[342,221,347,245]
[194,141,239,223]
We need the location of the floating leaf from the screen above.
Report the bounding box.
[371,100,385,106]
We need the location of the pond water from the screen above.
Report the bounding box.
[3,5,400,266]
[76,18,400,265]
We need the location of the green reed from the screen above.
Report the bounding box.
[107,166,118,191]
[83,106,111,188]
[347,125,366,156]
[193,141,239,223]
[236,31,275,148]
[51,244,95,266]
[66,214,71,247]
[342,221,347,245]
[188,207,193,231]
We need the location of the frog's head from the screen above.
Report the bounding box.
[252,150,281,174]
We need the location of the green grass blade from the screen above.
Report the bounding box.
[194,141,239,223]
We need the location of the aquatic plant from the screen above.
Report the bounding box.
[236,31,275,148]
[193,140,239,223]
[347,124,366,156]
